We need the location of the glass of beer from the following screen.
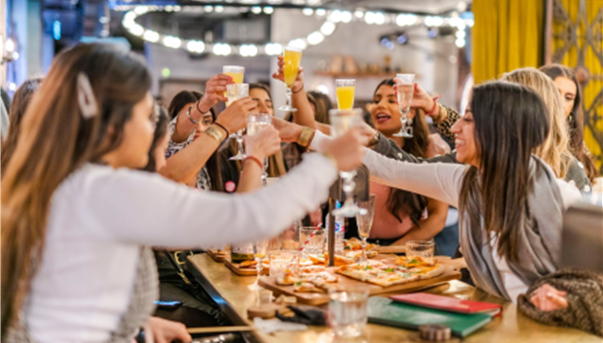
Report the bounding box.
[278,46,303,112]
[223,65,245,100]
[336,79,356,110]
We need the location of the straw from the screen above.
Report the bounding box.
[299,223,323,252]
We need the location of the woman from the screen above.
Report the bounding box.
[1,43,365,342]
[540,64,598,182]
[1,78,42,174]
[502,68,590,191]
[366,79,449,246]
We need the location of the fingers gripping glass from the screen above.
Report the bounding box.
[393,74,415,138]
[227,83,250,161]
[278,46,303,113]
[328,108,367,218]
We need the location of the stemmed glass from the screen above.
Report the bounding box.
[356,195,376,264]
[392,73,415,138]
[278,46,303,113]
[247,114,272,185]
[248,239,269,290]
[227,83,250,160]
[329,108,366,217]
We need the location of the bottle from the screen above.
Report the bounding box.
[231,242,254,263]
[325,202,345,256]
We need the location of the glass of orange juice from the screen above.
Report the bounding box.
[336,79,355,110]
[223,66,245,101]
[278,46,303,112]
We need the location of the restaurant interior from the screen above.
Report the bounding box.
[1,0,602,343]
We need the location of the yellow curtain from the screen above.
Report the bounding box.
[552,0,603,172]
[472,0,544,85]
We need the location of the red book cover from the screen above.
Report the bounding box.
[389,293,503,317]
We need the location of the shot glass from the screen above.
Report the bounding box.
[406,240,435,265]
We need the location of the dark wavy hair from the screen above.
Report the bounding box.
[167,90,224,192]
[142,105,170,172]
[373,78,429,226]
[539,64,597,181]
[307,90,332,125]
[460,81,550,263]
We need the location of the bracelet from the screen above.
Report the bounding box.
[424,96,441,117]
[213,122,230,137]
[196,101,210,115]
[186,106,200,124]
[203,125,225,143]
[367,132,380,147]
[292,84,304,94]
[243,156,263,169]
[297,127,316,148]
[321,152,338,169]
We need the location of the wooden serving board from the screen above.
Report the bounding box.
[207,249,229,262]
[378,245,406,254]
[224,259,269,276]
[258,257,462,306]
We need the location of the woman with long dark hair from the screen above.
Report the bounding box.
[1,43,366,342]
[540,64,598,182]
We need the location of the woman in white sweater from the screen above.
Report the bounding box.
[1,43,366,342]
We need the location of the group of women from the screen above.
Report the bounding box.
[0,42,601,343]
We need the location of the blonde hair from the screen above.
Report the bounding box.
[502,67,571,178]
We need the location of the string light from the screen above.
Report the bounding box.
[307,31,324,45]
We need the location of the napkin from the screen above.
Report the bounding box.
[253,317,308,333]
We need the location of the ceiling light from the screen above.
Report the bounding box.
[307,31,325,45]
[354,10,364,18]
[187,40,206,53]
[143,30,159,42]
[341,11,352,23]
[315,8,326,16]
[320,21,336,35]
[288,38,307,50]
[263,6,274,14]
[163,35,181,49]
[265,42,283,55]
[302,8,313,16]
[251,6,262,14]
[215,6,224,13]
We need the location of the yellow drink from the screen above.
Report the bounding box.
[336,86,355,110]
[283,49,302,88]
[225,72,243,84]
[223,66,245,102]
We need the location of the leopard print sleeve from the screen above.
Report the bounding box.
[434,104,460,142]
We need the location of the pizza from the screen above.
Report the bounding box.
[239,260,269,269]
[336,259,444,287]
[292,274,339,293]
[344,237,379,252]
[307,251,378,266]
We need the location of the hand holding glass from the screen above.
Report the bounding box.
[247,114,272,185]
[223,65,244,98]
[393,74,415,138]
[278,46,302,112]
[227,83,250,161]
[356,195,376,264]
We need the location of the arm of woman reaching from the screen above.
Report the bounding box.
[392,198,449,246]
[85,129,367,248]
[158,97,257,183]
[171,74,232,143]
[236,126,282,193]
[272,56,317,131]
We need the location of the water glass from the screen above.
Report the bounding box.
[406,240,435,264]
[393,73,415,138]
[269,250,299,278]
[325,230,345,257]
[227,83,250,161]
[300,227,325,256]
[328,287,369,338]
[247,114,272,184]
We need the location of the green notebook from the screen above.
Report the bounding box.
[367,296,493,337]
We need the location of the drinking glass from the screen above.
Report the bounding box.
[278,46,303,112]
[249,239,269,290]
[300,227,325,256]
[329,108,366,217]
[406,240,435,265]
[247,114,272,185]
[356,195,376,264]
[280,220,301,251]
[227,83,250,161]
[392,73,415,138]
[223,65,245,99]
[328,287,369,338]
[268,250,299,278]
[336,79,356,110]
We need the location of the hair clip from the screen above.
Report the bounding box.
[77,72,98,119]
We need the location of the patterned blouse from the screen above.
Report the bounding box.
[165,116,212,191]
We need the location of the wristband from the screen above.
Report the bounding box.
[186,106,200,124]
[292,84,304,94]
[424,96,441,117]
[243,156,264,169]
[213,122,230,137]
[367,132,380,147]
[297,127,316,148]
[196,101,210,115]
[203,125,225,143]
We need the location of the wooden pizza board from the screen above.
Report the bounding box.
[378,245,406,254]
[224,259,269,276]
[207,249,229,262]
[258,257,462,306]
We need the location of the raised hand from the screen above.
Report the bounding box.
[271,117,303,143]
[394,83,436,114]
[529,283,568,312]
[244,126,282,161]
[322,127,368,171]
[272,55,304,92]
[197,74,234,111]
[215,97,258,134]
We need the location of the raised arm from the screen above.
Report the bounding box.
[272,56,317,130]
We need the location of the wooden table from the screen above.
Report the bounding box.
[187,253,600,343]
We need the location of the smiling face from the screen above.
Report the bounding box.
[553,76,577,118]
[250,87,274,116]
[370,84,416,137]
[451,107,479,168]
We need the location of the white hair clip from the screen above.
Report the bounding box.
[77,72,98,119]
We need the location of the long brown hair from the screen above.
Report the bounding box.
[1,78,43,175]
[1,43,151,336]
[374,78,429,225]
[539,64,598,181]
[502,67,570,179]
[167,90,224,192]
[459,81,550,263]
